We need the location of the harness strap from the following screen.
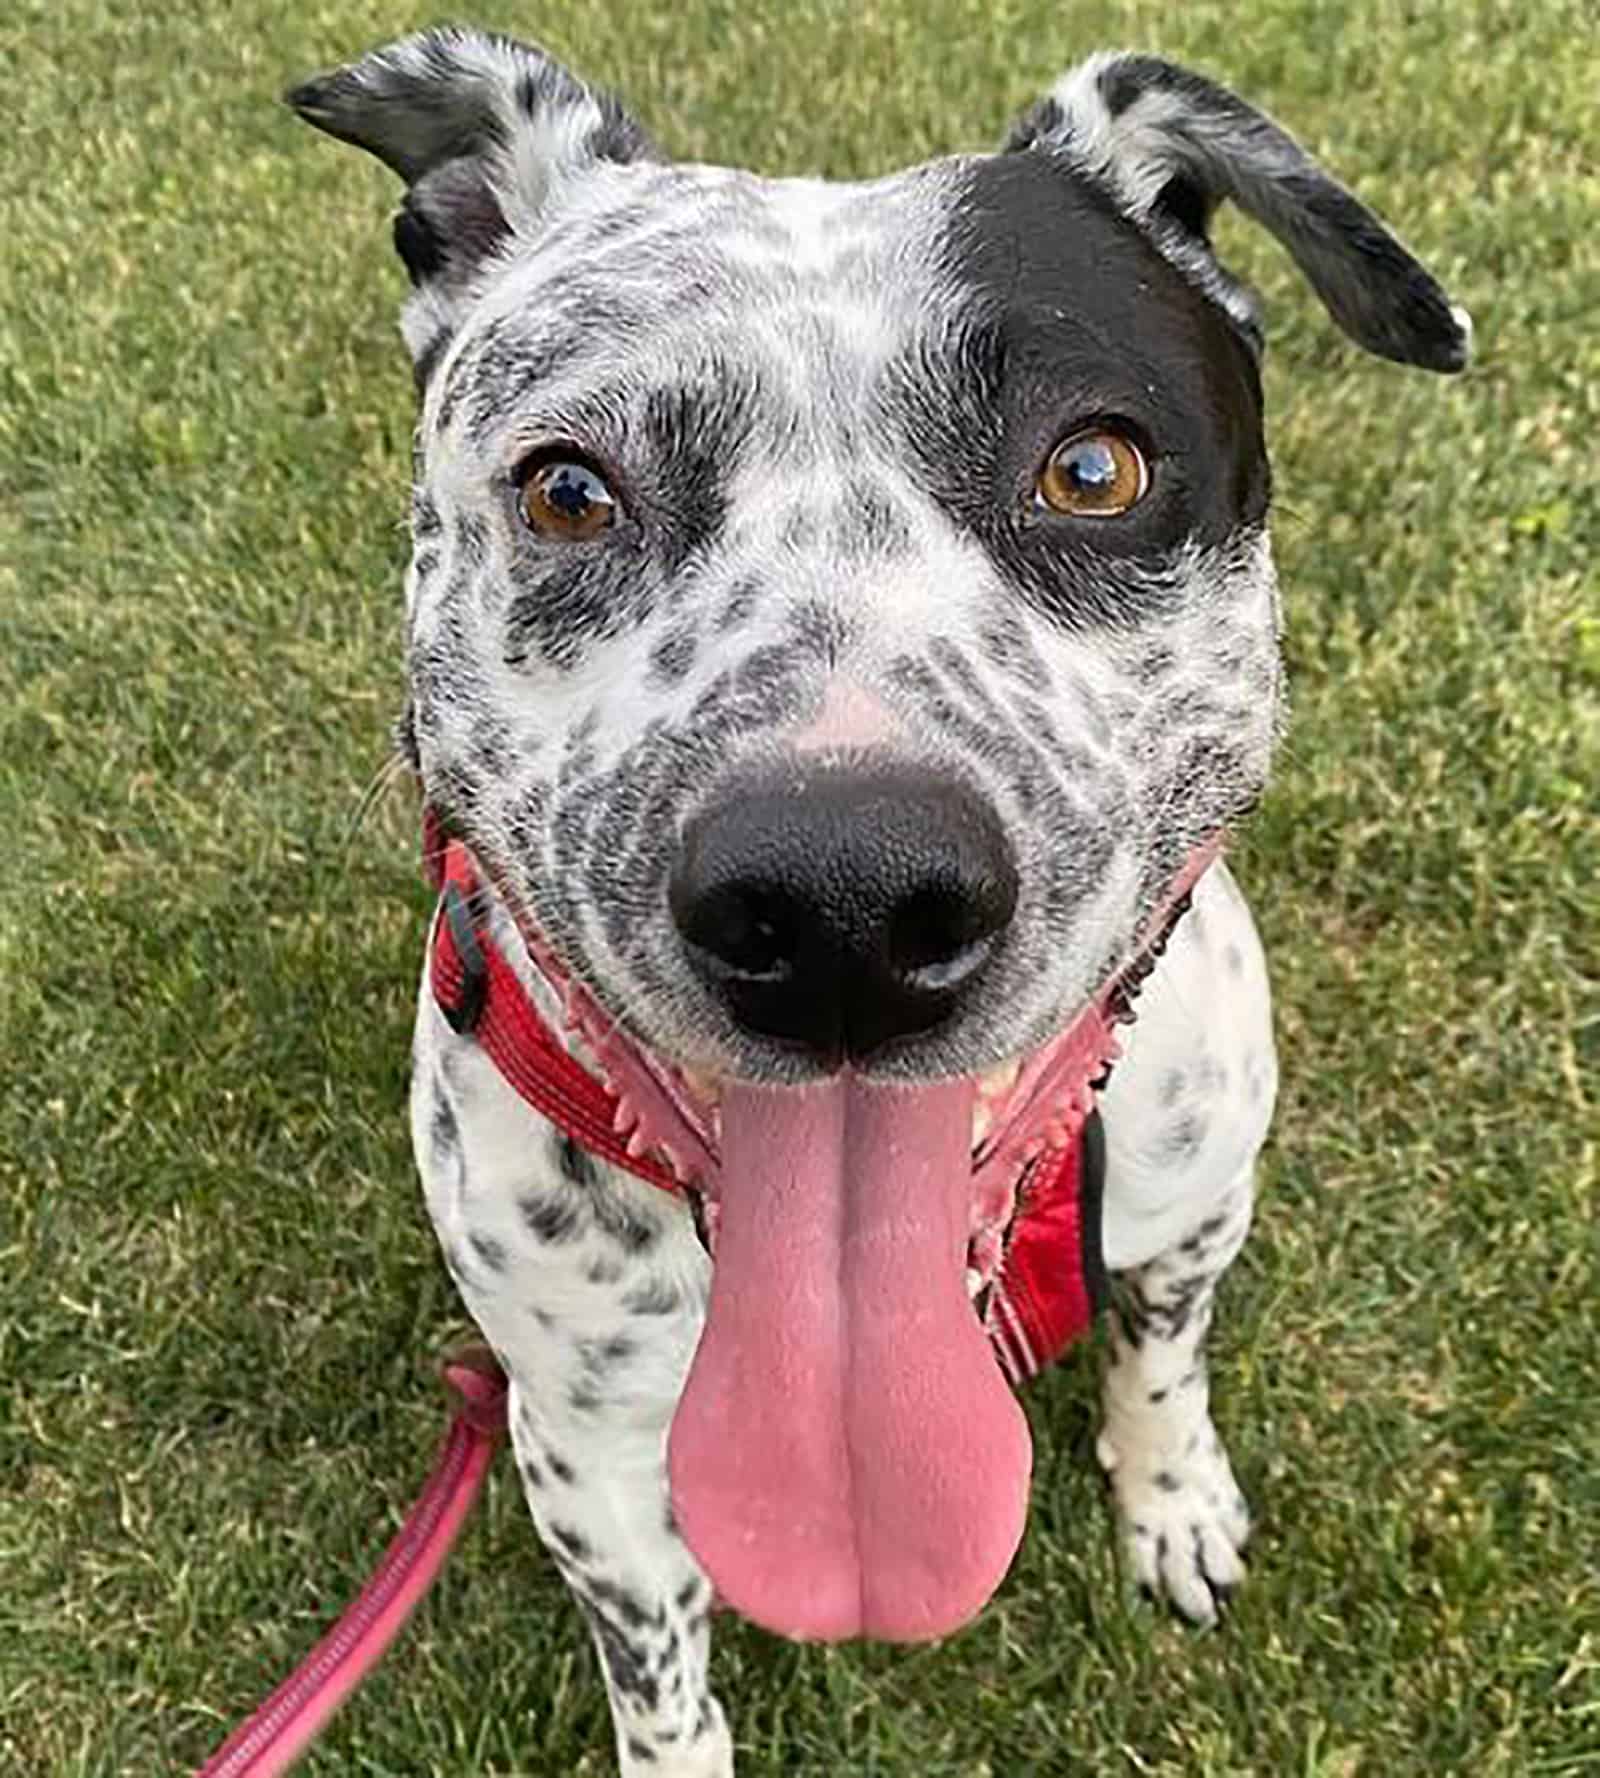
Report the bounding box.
[987,1114,1106,1384]
[428,837,679,1194]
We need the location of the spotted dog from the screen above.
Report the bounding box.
[288,31,1467,1774]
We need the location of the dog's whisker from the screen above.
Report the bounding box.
[337,750,413,859]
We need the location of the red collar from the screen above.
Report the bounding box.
[422,815,1103,1382]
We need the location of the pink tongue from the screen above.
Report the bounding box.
[667,1076,1031,1642]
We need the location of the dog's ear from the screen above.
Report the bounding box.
[1005,52,1470,373]
[286,29,656,373]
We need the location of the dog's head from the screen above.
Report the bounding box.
[291,30,1466,1642]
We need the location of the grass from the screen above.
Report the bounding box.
[1,0,1595,1772]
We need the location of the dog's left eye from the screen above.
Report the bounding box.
[516,452,619,540]
[1036,428,1149,518]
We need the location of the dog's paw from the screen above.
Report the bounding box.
[620,1701,734,1778]
[1097,1419,1251,1625]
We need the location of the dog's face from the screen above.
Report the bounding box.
[414,148,1282,1087]
[292,31,1466,1646]
[292,35,1465,1102]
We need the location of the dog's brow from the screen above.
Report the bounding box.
[474,359,767,466]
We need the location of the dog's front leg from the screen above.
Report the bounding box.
[1093,861,1275,1624]
[413,995,733,1778]
[1097,1171,1255,1624]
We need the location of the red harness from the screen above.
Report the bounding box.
[425,824,1105,1383]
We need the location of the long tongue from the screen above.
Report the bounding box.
[667,1076,1031,1642]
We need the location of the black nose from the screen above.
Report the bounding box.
[669,765,1017,1063]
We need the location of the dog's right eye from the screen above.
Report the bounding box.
[515,452,618,540]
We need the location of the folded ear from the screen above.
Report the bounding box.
[1006,52,1469,373]
[286,29,656,372]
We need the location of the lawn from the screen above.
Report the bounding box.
[1,0,1595,1772]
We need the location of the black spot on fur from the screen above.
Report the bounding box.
[429,1087,459,1158]
[442,1242,477,1289]
[585,1610,659,1712]
[591,1189,661,1254]
[1164,1112,1208,1164]
[784,598,855,664]
[468,713,512,776]
[589,1575,659,1631]
[503,541,652,673]
[558,1136,599,1189]
[518,1191,585,1243]
[577,1333,635,1379]
[1156,1272,1213,1338]
[549,1521,590,1561]
[546,1447,576,1485]
[624,1277,681,1317]
[649,623,699,685]
[455,510,489,565]
[412,489,443,536]
[642,373,759,573]
[393,700,421,769]
[411,327,450,395]
[1112,1274,1157,1349]
[715,576,761,633]
[978,611,1053,694]
[467,1230,508,1271]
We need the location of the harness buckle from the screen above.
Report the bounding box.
[439,881,489,1035]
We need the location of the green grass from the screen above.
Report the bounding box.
[1,0,1596,1772]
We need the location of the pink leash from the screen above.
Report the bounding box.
[195,1347,508,1778]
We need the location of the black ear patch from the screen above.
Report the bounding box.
[389,160,510,290]
[1006,52,1470,374]
[286,29,657,366]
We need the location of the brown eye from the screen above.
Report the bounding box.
[517,454,618,539]
[1036,428,1149,517]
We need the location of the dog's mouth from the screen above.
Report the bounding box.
[505,838,1218,1645]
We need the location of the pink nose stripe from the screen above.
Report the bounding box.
[791,680,905,752]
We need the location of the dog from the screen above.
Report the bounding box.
[287,30,1467,1774]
